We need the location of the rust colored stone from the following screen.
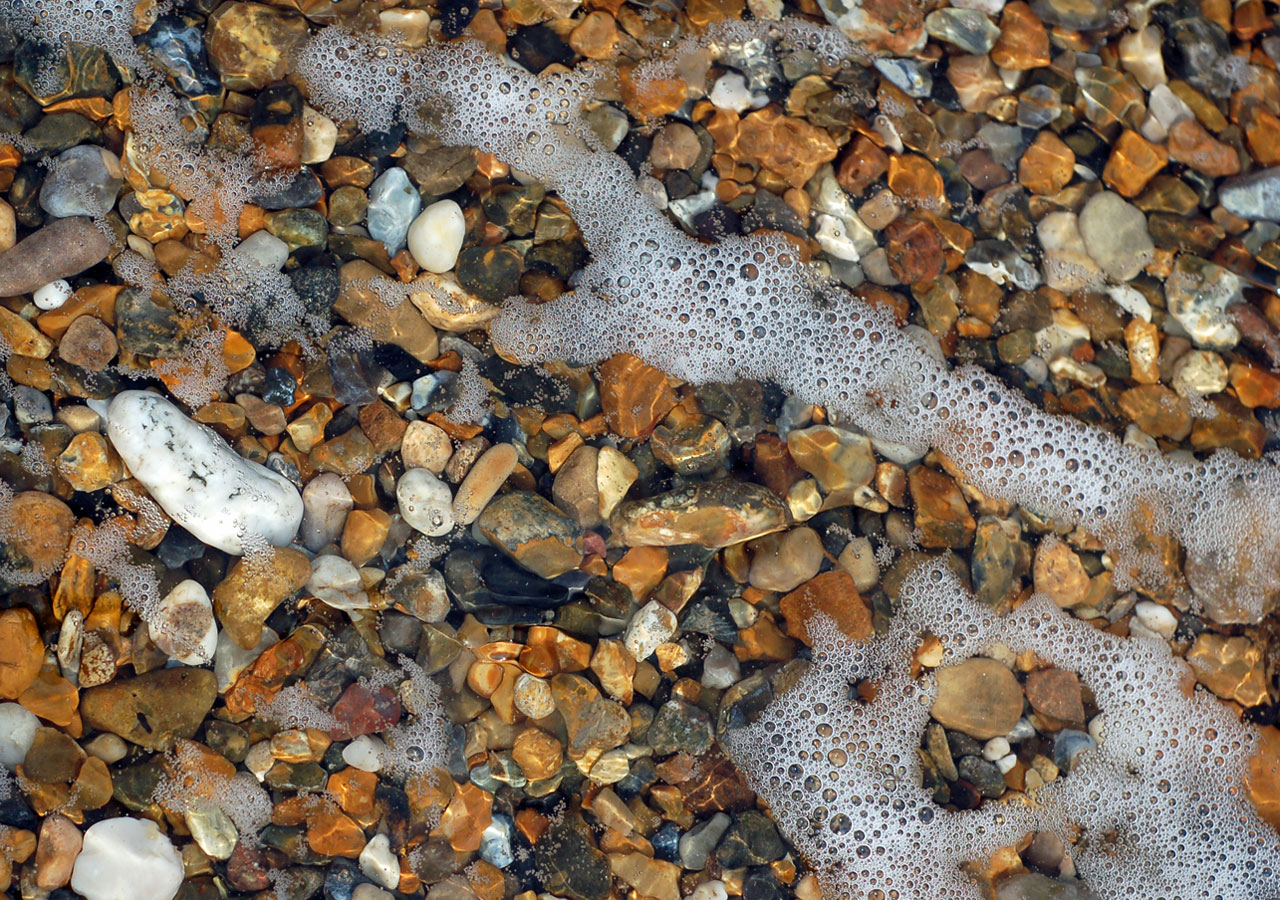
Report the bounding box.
[908,465,976,549]
[779,570,873,646]
[1167,118,1240,177]
[1103,130,1168,198]
[598,353,677,439]
[730,106,839,190]
[439,782,493,852]
[884,216,945,284]
[1024,667,1085,729]
[1019,131,1075,196]
[836,135,889,196]
[991,2,1050,70]
[887,154,947,212]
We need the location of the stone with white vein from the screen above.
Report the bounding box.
[106,391,303,554]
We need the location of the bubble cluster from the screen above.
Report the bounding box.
[726,560,1280,900]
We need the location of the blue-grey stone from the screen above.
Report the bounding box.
[873,58,933,98]
[925,8,1001,54]
[366,167,421,256]
[479,814,514,868]
[39,145,122,219]
[1220,167,1280,222]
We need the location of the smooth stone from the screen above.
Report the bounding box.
[0,217,111,297]
[1165,255,1242,349]
[609,480,788,548]
[39,145,123,219]
[1219,167,1280,222]
[358,834,399,889]
[1077,191,1153,282]
[302,106,338,165]
[407,199,465,273]
[680,813,731,870]
[366,167,421,257]
[212,548,311,649]
[81,668,217,749]
[300,472,354,552]
[106,391,303,554]
[70,818,184,900]
[214,627,277,692]
[453,443,518,526]
[924,7,1001,53]
[1038,212,1102,292]
[747,527,823,593]
[33,279,73,311]
[307,555,369,609]
[932,657,1024,740]
[996,873,1101,900]
[475,490,583,578]
[0,701,39,768]
[235,230,290,270]
[401,421,452,473]
[623,600,678,661]
[873,57,932,98]
[150,579,218,665]
[398,467,455,536]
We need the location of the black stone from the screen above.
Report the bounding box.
[743,868,786,900]
[957,755,1005,798]
[290,264,341,318]
[648,698,714,756]
[534,817,613,900]
[251,83,303,132]
[509,24,574,73]
[255,168,324,210]
[438,0,479,38]
[262,365,297,406]
[694,203,740,242]
[716,810,786,867]
[456,244,524,303]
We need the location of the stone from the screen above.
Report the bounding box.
[747,527,823,592]
[106,391,303,554]
[1219,167,1280,222]
[213,547,310,649]
[932,657,1023,740]
[150,579,218,665]
[40,145,123,219]
[1103,130,1167,198]
[971,518,1018,609]
[402,421,452,473]
[70,818,183,900]
[1033,539,1090,608]
[650,123,701,170]
[453,443,519,525]
[553,674,630,758]
[1167,118,1239,178]
[1187,634,1269,707]
[0,609,43,699]
[599,354,677,439]
[778,570,872,645]
[1247,725,1280,833]
[34,279,73,311]
[610,480,788,548]
[925,8,1000,53]
[359,834,399,889]
[1077,191,1153,282]
[513,727,563,781]
[334,261,438,364]
[908,465,976,549]
[0,217,112,297]
[535,817,613,900]
[300,472,354,552]
[624,600,678,661]
[1164,254,1242,349]
[991,1,1049,69]
[1024,668,1085,729]
[996,873,1101,900]
[59,314,118,371]
[81,668,216,749]
[0,702,39,767]
[785,425,875,504]
[476,490,583,578]
[729,107,838,190]
[35,813,81,889]
[366,167,421,257]
[597,446,639,519]
[398,467,455,537]
[408,200,466,273]
[206,2,309,91]
[648,698,713,756]
[611,853,681,900]
[307,554,369,609]
[56,432,122,492]
[1037,212,1102,292]
[815,0,925,55]
[552,444,601,528]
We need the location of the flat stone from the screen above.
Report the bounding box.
[908,465,976,549]
[81,667,217,749]
[1033,539,1090,608]
[475,490,584,578]
[0,492,74,589]
[552,673,630,759]
[747,527,823,593]
[1219,167,1280,221]
[932,657,1023,740]
[0,217,111,297]
[212,547,310,649]
[1024,667,1085,729]
[1187,634,1269,707]
[1077,191,1153,282]
[609,480,789,548]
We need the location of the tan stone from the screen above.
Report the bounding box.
[1188,633,1270,707]
[931,657,1023,740]
[1033,539,1090,608]
[908,465,976,549]
[212,547,310,649]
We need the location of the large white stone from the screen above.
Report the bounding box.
[359,834,400,889]
[407,199,465,273]
[397,467,455,536]
[150,579,218,665]
[0,702,39,768]
[70,817,184,900]
[106,391,303,554]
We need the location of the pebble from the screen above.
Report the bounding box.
[235,230,290,270]
[407,199,466,273]
[925,7,1001,52]
[453,442,518,525]
[476,490,583,578]
[212,547,310,649]
[624,600,678,661]
[1132,600,1176,639]
[1164,254,1242,349]
[39,145,123,219]
[401,420,452,473]
[1219,167,1280,221]
[366,167,421,256]
[357,834,399,889]
[0,702,39,768]
[398,467,455,536]
[0,216,112,297]
[69,818,184,900]
[300,472,354,552]
[306,555,369,609]
[931,658,1024,739]
[610,480,788,548]
[1077,191,1153,282]
[150,579,218,665]
[33,279,73,311]
[81,668,217,750]
[747,527,823,592]
[106,391,304,554]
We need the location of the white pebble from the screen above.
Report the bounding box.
[150,579,218,665]
[995,753,1018,774]
[0,702,39,768]
[1133,600,1177,639]
[301,105,338,165]
[307,555,370,609]
[1007,717,1036,741]
[709,73,754,112]
[397,467,455,536]
[981,737,1010,762]
[33,279,72,310]
[407,199,465,273]
[70,818,184,900]
[624,600,677,661]
[343,734,386,772]
[687,881,729,900]
[300,472,354,552]
[359,834,400,889]
[245,742,274,781]
[1088,714,1106,744]
[234,231,290,270]
[401,420,452,473]
[106,391,303,555]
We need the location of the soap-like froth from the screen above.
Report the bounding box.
[106,391,303,555]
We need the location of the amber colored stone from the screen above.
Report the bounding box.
[1188,633,1269,707]
[213,547,310,651]
[19,667,79,726]
[1230,362,1280,408]
[71,755,112,811]
[1243,106,1280,167]
[598,353,677,439]
[306,802,366,858]
[832,135,888,198]
[1167,118,1240,177]
[328,767,378,824]
[569,11,618,59]
[1018,131,1075,196]
[439,782,493,852]
[53,554,94,621]
[1248,726,1280,832]
[0,609,44,700]
[735,610,796,663]
[908,465,976,549]
[1103,130,1168,198]
[779,570,872,646]
[680,749,755,814]
[728,106,839,190]
[341,508,391,567]
[611,546,668,602]
[513,726,564,781]
[888,154,947,213]
[525,626,592,673]
[991,1,1049,69]
[224,624,326,718]
[685,0,743,25]
[884,216,945,283]
[618,64,686,121]
[58,432,124,493]
[1191,396,1267,459]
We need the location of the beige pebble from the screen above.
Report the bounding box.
[401,420,453,473]
[452,442,518,525]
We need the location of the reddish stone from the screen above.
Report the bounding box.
[329,683,402,741]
